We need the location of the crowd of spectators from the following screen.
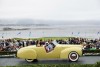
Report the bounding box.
[56,37,100,50]
[0,39,52,51]
[0,37,100,52]
[56,38,84,44]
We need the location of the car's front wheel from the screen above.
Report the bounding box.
[68,51,79,62]
[25,59,37,62]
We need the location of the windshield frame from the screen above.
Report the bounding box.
[52,40,59,45]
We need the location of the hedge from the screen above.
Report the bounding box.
[83,49,100,53]
[0,51,17,55]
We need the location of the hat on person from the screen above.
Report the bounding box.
[45,42,49,45]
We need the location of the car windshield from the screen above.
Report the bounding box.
[52,40,58,45]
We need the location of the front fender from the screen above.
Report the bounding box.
[17,48,37,59]
[60,47,82,59]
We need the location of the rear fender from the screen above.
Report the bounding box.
[60,47,82,59]
[17,49,37,59]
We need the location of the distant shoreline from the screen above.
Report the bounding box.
[2,27,30,31]
[0,27,59,31]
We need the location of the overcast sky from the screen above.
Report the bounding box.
[0,0,100,24]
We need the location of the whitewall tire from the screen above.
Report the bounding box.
[25,59,34,62]
[68,51,79,62]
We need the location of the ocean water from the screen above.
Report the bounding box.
[0,25,100,39]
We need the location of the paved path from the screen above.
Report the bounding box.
[0,56,100,66]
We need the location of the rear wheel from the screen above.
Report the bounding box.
[25,59,38,62]
[68,51,79,62]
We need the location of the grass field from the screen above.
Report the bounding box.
[13,37,74,40]
[2,61,100,67]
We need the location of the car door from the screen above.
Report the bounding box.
[37,45,62,59]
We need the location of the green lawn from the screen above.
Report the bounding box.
[3,61,100,67]
[13,37,74,40]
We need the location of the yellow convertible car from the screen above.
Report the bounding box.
[17,40,83,62]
